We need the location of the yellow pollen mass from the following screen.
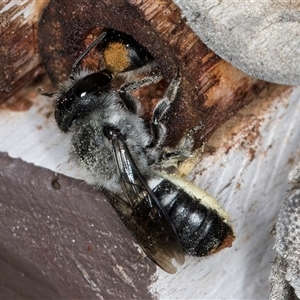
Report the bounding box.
[103,42,131,73]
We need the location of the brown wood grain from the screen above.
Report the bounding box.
[0,1,47,103]
[38,0,267,149]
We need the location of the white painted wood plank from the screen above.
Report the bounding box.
[151,86,300,299]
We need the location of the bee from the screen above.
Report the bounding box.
[44,29,234,273]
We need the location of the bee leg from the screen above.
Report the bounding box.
[154,126,203,171]
[150,70,181,149]
[162,126,203,161]
[118,89,139,114]
[119,73,163,114]
[120,72,163,92]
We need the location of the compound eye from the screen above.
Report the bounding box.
[74,72,111,97]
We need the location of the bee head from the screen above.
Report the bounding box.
[55,71,112,132]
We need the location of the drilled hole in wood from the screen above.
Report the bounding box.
[78,27,168,122]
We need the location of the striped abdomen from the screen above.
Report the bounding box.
[152,178,234,256]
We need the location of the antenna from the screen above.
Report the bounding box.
[71,32,106,74]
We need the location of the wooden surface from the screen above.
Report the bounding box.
[1,78,299,299]
[1,0,300,298]
[38,0,267,149]
[0,152,155,299]
[174,0,300,85]
[0,0,47,103]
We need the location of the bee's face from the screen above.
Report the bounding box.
[55,71,112,132]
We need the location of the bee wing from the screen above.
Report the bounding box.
[103,188,183,274]
[105,131,184,273]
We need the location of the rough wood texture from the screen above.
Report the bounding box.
[0,152,155,299]
[173,0,300,85]
[0,0,48,103]
[1,80,298,299]
[38,0,267,149]
[270,163,300,299]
